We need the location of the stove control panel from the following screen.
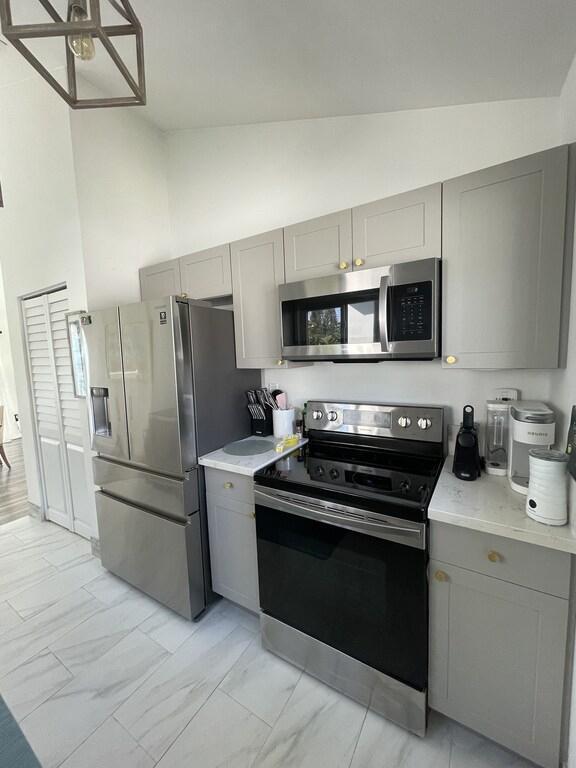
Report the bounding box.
[305,401,444,443]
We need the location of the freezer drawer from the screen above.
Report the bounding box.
[96,491,205,620]
[92,457,199,522]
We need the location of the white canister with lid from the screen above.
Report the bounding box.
[526,449,569,526]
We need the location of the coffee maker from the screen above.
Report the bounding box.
[508,402,555,494]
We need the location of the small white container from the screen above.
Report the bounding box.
[526,449,569,526]
[273,408,295,438]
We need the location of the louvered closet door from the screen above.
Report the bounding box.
[23,290,92,536]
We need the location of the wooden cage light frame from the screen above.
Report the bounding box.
[0,0,145,108]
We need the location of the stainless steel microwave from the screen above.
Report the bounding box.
[279,258,441,362]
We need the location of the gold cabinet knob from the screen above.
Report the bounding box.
[354,258,365,267]
[223,481,234,489]
[338,261,350,270]
[487,551,502,563]
[434,570,449,582]
[180,292,188,299]
[445,355,457,365]
[276,359,284,366]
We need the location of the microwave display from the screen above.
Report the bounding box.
[389,281,433,342]
[283,289,380,347]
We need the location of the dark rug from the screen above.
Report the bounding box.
[0,696,41,767]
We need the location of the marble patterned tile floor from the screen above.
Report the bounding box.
[0,516,539,768]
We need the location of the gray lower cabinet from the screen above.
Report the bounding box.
[205,468,259,613]
[284,209,353,281]
[139,259,182,300]
[352,183,441,269]
[180,244,232,299]
[429,524,570,768]
[442,145,568,369]
[231,228,288,369]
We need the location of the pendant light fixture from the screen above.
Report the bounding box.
[0,0,145,108]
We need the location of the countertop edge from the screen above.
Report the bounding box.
[428,508,576,555]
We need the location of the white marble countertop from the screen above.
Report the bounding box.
[429,459,576,554]
[199,436,308,476]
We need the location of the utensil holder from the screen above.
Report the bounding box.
[273,408,295,438]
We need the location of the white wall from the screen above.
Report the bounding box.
[166,96,564,429]
[167,97,561,255]
[70,101,172,310]
[0,49,93,521]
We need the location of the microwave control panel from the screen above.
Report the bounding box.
[389,281,432,341]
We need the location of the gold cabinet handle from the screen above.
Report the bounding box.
[223,481,234,489]
[338,261,350,270]
[487,551,502,563]
[445,355,457,365]
[434,570,449,582]
[354,258,365,267]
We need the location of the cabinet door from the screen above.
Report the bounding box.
[284,210,352,282]
[180,244,232,299]
[430,560,567,768]
[206,494,259,613]
[231,229,285,369]
[352,183,441,269]
[442,146,567,369]
[139,260,181,301]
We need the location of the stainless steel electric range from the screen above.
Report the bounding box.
[253,401,445,736]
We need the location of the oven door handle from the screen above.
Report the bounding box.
[254,488,425,550]
[378,275,390,353]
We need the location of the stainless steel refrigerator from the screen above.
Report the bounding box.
[80,297,259,619]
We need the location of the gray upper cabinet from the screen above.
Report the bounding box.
[231,229,286,369]
[180,244,232,300]
[442,146,568,369]
[352,183,441,269]
[139,259,181,301]
[284,210,353,281]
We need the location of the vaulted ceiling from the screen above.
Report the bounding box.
[5,0,576,131]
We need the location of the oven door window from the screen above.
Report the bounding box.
[282,289,379,347]
[255,505,428,691]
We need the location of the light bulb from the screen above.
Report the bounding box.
[67,1,96,61]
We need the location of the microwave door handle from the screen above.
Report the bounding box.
[379,275,390,352]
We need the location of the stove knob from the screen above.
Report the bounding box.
[400,479,411,492]
[327,410,338,422]
[314,465,325,477]
[398,416,412,429]
[329,468,340,480]
[417,417,432,431]
[312,410,324,420]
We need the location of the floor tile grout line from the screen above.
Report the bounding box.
[248,665,305,766]
[110,615,256,763]
[218,685,275,730]
[346,704,369,768]
[115,717,159,765]
[3,654,74,726]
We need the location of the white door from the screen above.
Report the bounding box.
[23,289,94,538]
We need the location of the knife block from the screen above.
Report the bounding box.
[251,407,273,437]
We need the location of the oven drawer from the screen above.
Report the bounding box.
[430,522,570,599]
[205,468,254,505]
[96,491,205,619]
